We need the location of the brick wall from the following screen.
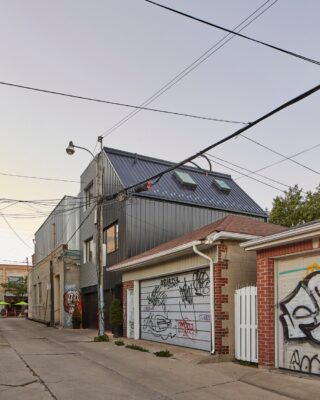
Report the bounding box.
[214,243,229,355]
[257,240,313,367]
[122,280,134,338]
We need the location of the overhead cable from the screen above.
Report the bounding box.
[102,0,279,138]
[145,0,320,67]
[0,81,246,125]
[121,83,320,193]
[240,134,320,175]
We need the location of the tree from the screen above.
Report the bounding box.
[1,276,28,299]
[269,185,320,227]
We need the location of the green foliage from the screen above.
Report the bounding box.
[94,334,109,342]
[1,276,27,299]
[269,185,320,227]
[109,298,123,326]
[114,340,125,346]
[125,344,149,352]
[154,350,172,357]
[72,304,81,323]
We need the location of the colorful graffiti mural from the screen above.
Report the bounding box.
[64,285,81,327]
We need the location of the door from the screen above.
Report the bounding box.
[277,254,320,375]
[140,268,211,351]
[127,289,134,338]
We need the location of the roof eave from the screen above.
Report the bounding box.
[241,223,320,251]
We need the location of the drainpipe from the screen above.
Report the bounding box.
[192,244,215,355]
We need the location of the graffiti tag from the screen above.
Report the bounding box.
[280,271,320,343]
[289,349,320,374]
[160,276,180,289]
[193,270,210,296]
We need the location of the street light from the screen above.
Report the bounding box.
[66,137,105,338]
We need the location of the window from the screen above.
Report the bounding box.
[8,276,23,284]
[173,170,197,189]
[85,182,94,210]
[84,238,94,263]
[213,178,231,193]
[104,222,119,254]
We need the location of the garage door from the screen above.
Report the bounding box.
[140,268,211,351]
[277,254,320,375]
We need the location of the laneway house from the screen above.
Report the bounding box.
[80,147,268,329]
[242,220,320,376]
[28,196,81,327]
[110,215,285,357]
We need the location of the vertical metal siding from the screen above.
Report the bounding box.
[35,196,80,263]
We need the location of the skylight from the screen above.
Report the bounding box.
[213,178,231,192]
[174,171,197,189]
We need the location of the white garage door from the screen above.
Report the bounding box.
[277,254,320,375]
[140,268,211,351]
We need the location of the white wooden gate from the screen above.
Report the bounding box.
[235,286,258,363]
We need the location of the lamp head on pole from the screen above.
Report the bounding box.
[66,141,75,155]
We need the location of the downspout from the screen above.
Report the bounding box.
[192,244,215,355]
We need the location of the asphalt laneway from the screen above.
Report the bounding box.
[0,319,319,400]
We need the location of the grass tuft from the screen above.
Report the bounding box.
[125,344,149,352]
[93,334,110,342]
[154,350,173,358]
[114,340,125,346]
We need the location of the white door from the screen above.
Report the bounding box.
[127,289,134,339]
[277,254,320,375]
[140,268,211,351]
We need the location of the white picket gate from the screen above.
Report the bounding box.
[234,286,258,363]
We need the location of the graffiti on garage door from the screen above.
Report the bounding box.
[279,270,320,343]
[279,262,320,375]
[140,268,211,351]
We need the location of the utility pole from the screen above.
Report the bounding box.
[96,136,105,336]
[66,137,105,337]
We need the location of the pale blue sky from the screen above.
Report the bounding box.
[0,0,319,262]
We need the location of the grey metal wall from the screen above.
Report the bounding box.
[125,196,237,259]
[34,196,80,264]
[80,153,125,290]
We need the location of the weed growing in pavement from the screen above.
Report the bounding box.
[154,350,173,358]
[125,344,149,352]
[114,340,125,346]
[93,334,109,342]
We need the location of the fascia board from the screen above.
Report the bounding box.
[241,224,320,251]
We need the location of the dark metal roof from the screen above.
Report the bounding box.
[104,147,267,218]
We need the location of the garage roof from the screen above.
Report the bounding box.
[110,215,286,271]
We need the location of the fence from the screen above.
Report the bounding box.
[234,286,258,363]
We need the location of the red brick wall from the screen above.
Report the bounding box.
[257,240,313,367]
[122,281,134,338]
[214,243,229,355]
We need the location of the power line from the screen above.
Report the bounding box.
[205,154,284,192]
[235,142,320,181]
[145,0,320,67]
[206,153,294,190]
[0,212,33,251]
[102,0,278,138]
[0,171,81,183]
[119,83,320,194]
[0,81,246,125]
[240,134,320,175]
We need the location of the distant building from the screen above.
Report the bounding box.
[0,263,30,309]
[79,147,268,330]
[28,196,81,327]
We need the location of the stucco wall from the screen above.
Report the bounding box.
[28,246,80,327]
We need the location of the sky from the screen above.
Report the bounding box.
[0,0,319,263]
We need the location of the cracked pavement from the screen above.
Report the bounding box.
[0,319,320,399]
